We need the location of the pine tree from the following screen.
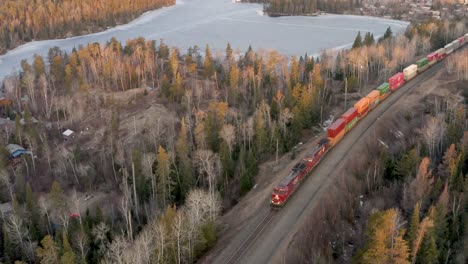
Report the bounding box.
[61,231,76,264]
[416,231,438,264]
[25,182,41,240]
[157,145,172,208]
[204,44,215,78]
[363,32,375,46]
[49,181,66,213]
[408,202,420,252]
[226,42,233,61]
[352,31,362,49]
[384,26,393,39]
[176,118,193,200]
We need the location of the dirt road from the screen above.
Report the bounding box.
[205,57,454,264]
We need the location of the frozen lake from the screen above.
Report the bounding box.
[0,0,409,82]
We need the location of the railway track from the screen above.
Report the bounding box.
[225,210,276,264]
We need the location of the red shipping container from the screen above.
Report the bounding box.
[427,52,437,62]
[327,118,346,138]
[340,107,358,125]
[388,72,405,91]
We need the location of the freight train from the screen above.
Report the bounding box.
[271,33,468,208]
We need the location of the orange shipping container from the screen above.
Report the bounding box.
[354,97,370,114]
[329,129,345,146]
[366,90,381,109]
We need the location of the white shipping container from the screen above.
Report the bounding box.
[404,71,417,81]
[452,41,460,50]
[403,64,417,75]
[445,43,454,54]
[403,64,418,81]
[436,48,446,57]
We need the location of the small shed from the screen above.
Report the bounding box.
[6,144,31,159]
[62,129,75,141]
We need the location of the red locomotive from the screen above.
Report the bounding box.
[271,139,329,207]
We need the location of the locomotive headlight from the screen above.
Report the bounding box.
[275,195,279,199]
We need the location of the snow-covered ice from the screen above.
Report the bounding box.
[0,0,408,82]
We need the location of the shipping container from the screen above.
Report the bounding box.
[354,97,370,116]
[436,48,446,60]
[427,52,437,66]
[403,64,418,81]
[465,33,468,42]
[377,82,390,96]
[388,73,405,91]
[366,90,380,109]
[327,118,346,138]
[416,58,429,68]
[328,129,345,146]
[416,58,429,73]
[340,107,359,132]
[445,43,454,54]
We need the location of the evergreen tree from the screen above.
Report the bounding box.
[363,32,375,46]
[25,182,41,240]
[384,26,393,39]
[407,202,420,254]
[352,31,362,49]
[204,44,215,78]
[176,118,193,200]
[157,145,172,208]
[49,181,66,213]
[416,231,438,264]
[61,231,76,264]
[226,42,233,61]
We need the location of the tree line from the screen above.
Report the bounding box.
[0,19,465,263]
[0,0,175,54]
[261,0,362,16]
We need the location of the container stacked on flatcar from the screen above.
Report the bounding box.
[389,72,405,91]
[427,52,438,66]
[377,82,391,100]
[270,33,468,208]
[341,107,359,133]
[403,64,418,81]
[416,57,430,73]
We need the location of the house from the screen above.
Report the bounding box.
[6,144,32,159]
[62,129,75,141]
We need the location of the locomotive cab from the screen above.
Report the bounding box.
[271,187,288,207]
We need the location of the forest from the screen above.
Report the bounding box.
[0,19,466,263]
[0,0,175,54]
[263,0,361,16]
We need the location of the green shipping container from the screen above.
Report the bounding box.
[416,58,429,68]
[376,82,390,95]
[345,117,359,132]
